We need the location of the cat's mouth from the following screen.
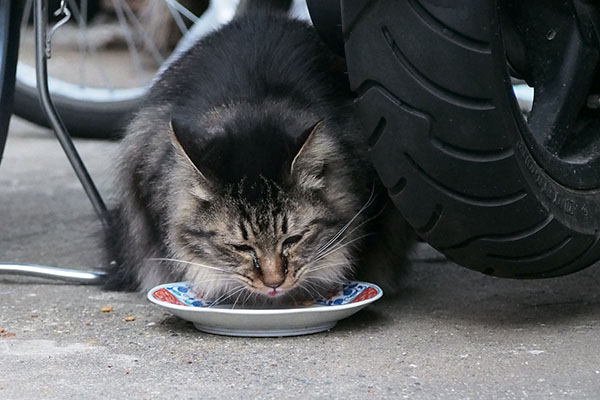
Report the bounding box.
[254,277,294,298]
[265,288,285,297]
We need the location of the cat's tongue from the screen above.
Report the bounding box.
[268,289,278,297]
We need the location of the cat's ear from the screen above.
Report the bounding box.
[169,117,211,181]
[290,120,324,175]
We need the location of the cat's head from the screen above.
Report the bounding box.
[166,107,366,303]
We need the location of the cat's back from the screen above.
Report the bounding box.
[148,10,347,109]
[120,8,353,192]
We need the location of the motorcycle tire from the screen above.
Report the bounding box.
[341,0,600,278]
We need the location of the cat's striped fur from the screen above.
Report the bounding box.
[104,4,413,302]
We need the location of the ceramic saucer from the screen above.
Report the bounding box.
[147,281,382,337]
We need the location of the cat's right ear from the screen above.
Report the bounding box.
[169,118,210,181]
[290,120,324,176]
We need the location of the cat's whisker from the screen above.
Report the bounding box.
[287,291,299,305]
[313,232,377,263]
[309,273,345,282]
[302,281,323,295]
[306,264,347,288]
[298,281,320,299]
[216,287,246,308]
[208,285,246,308]
[309,277,346,291]
[296,262,347,281]
[313,233,375,263]
[311,199,386,262]
[242,289,254,305]
[206,288,232,307]
[233,273,253,285]
[306,273,339,290]
[304,262,349,274]
[249,291,260,305]
[306,277,334,291]
[302,278,341,300]
[299,285,315,299]
[190,278,237,285]
[231,287,247,309]
[147,257,228,273]
[315,186,375,255]
[189,278,238,299]
[320,203,387,254]
[314,184,377,257]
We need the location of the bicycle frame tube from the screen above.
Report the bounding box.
[0,0,23,164]
[33,0,110,230]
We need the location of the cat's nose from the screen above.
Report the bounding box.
[260,256,286,288]
[263,276,285,289]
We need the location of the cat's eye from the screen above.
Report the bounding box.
[282,235,303,252]
[231,244,260,269]
[281,235,302,274]
[232,244,255,253]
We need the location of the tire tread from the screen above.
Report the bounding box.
[343,0,600,277]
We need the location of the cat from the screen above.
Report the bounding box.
[104,1,413,304]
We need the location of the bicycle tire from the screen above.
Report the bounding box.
[342,0,600,278]
[13,79,139,139]
[12,0,201,139]
[0,1,22,158]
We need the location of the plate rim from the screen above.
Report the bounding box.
[147,280,383,316]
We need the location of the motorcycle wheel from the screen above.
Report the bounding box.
[341,0,600,278]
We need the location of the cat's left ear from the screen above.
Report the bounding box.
[290,120,324,175]
[169,118,210,181]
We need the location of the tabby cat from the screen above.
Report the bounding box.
[104,2,413,304]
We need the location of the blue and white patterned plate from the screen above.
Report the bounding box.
[147,281,383,337]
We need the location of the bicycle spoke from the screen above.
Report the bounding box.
[120,0,165,66]
[20,0,33,33]
[112,0,145,83]
[165,1,189,35]
[66,0,113,90]
[165,0,199,23]
[16,0,225,104]
[77,0,87,88]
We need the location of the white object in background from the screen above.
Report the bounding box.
[513,83,534,114]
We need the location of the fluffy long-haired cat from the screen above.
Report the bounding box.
[104,1,413,303]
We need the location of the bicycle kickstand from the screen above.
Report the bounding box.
[0,0,110,285]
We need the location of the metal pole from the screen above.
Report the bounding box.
[33,0,110,230]
[0,263,107,285]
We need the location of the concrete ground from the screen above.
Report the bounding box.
[1,116,599,399]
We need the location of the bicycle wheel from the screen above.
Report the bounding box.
[342,0,600,278]
[13,0,237,139]
[0,0,22,160]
